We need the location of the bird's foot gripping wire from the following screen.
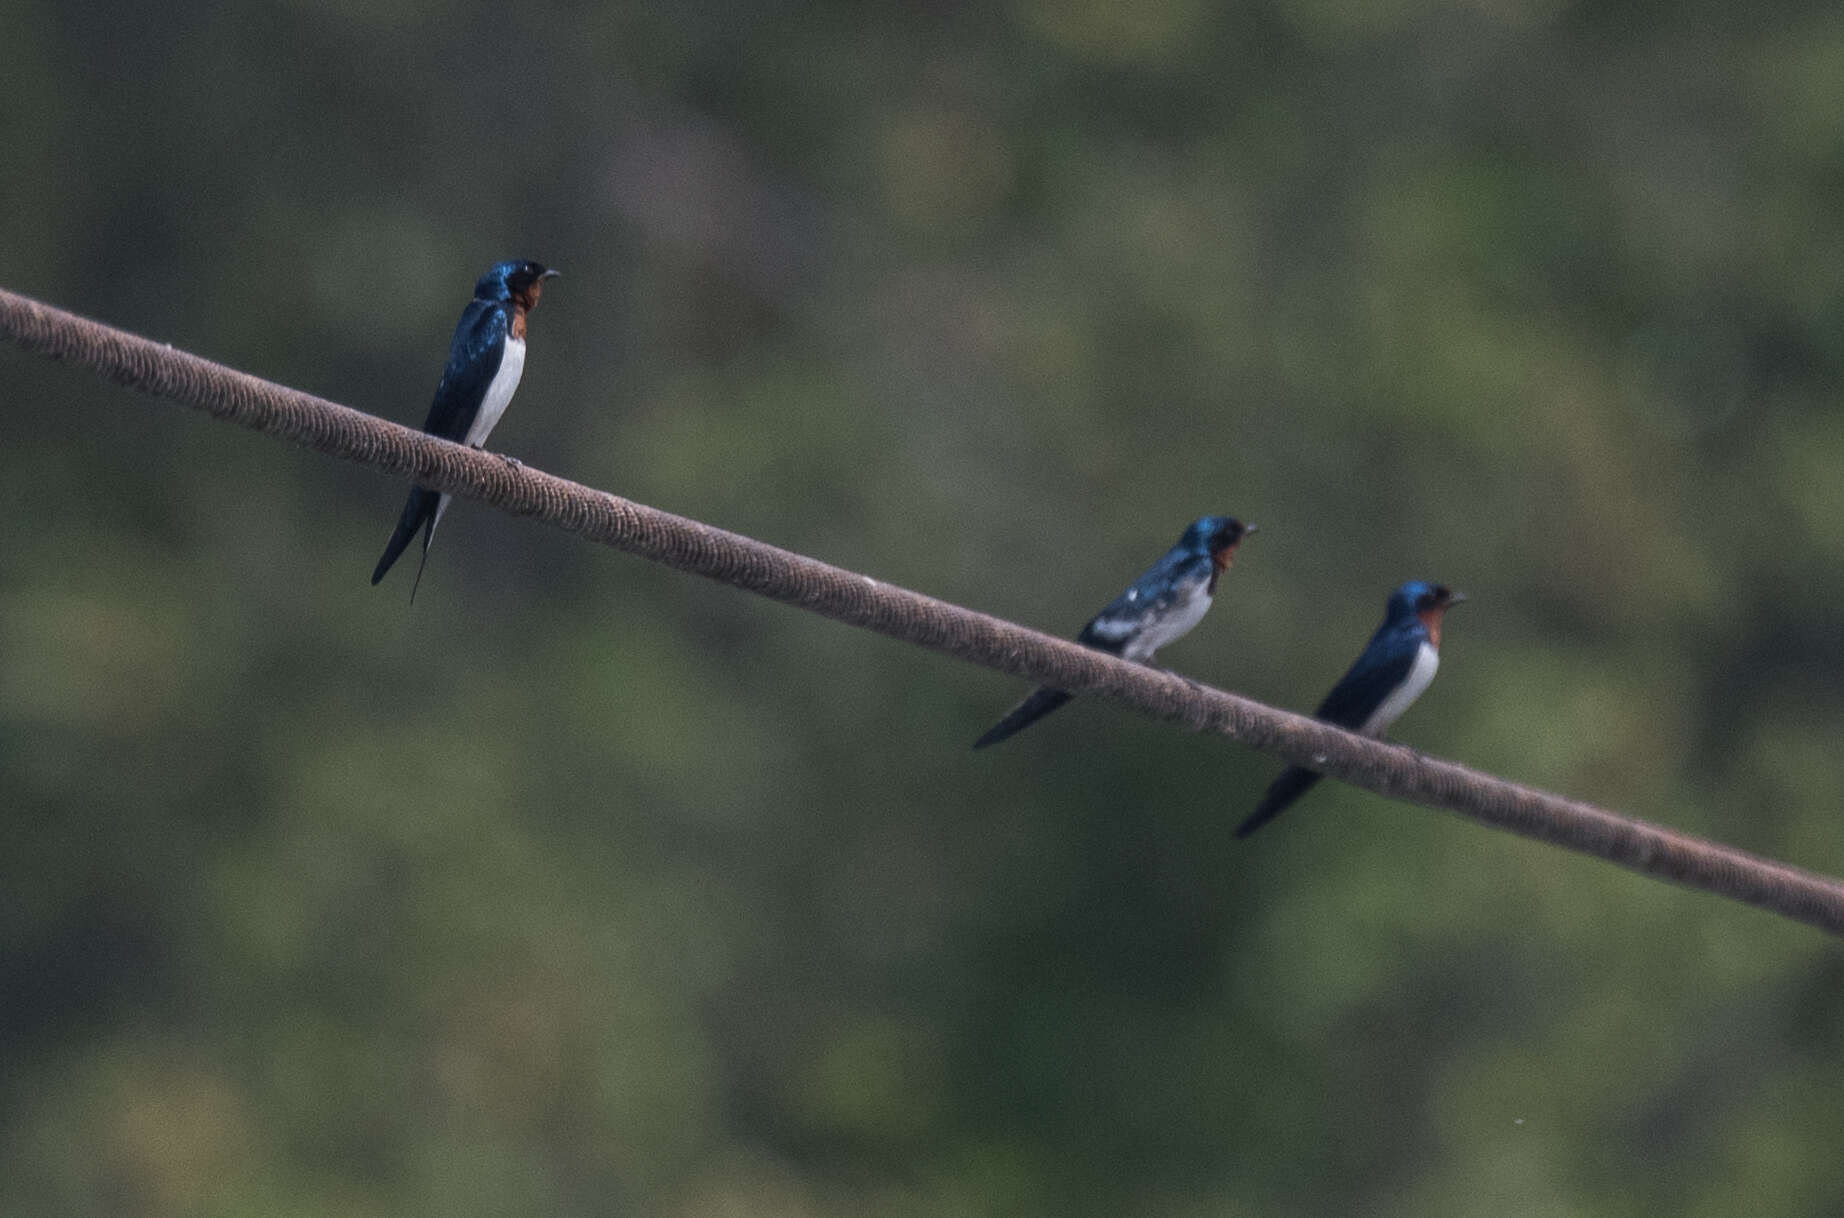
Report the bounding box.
[1149,663,1208,694]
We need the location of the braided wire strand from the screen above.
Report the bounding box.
[5,284,1842,937]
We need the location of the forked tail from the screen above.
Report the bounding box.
[1234,766,1323,838]
[972,686,1074,749]
[372,486,439,599]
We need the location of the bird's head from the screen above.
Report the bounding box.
[1183,515,1256,574]
[475,260,560,309]
[1388,580,1466,647]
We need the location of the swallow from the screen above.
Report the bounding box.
[1234,580,1465,837]
[973,515,1255,749]
[371,259,560,599]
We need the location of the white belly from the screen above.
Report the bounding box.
[434,337,526,533]
[1361,640,1439,735]
[1122,586,1212,663]
[464,335,526,449]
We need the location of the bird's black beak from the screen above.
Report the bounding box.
[1445,590,1468,605]
[1242,523,1258,537]
[540,269,561,280]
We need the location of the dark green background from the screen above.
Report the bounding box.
[6,0,1844,1213]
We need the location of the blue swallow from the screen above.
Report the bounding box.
[371,259,560,598]
[973,515,1255,749]
[1234,580,1465,837]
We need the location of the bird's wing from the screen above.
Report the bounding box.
[1235,628,1425,837]
[1076,551,1210,652]
[973,550,1209,747]
[1312,634,1421,728]
[418,301,508,442]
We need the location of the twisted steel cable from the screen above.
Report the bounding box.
[5,284,1842,937]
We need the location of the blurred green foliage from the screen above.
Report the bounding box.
[5,0,1844,1213]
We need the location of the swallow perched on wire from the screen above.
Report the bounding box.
[1234,580,1465,837]
[371,259,560,599]
[972,515,1255,749]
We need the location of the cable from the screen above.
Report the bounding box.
[6,283,1843,937]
